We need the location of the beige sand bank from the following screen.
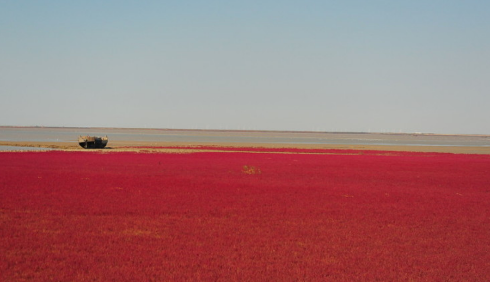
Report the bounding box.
[1,140,490,154]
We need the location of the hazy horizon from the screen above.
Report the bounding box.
[1,1,489,135]
[3,125,490,136]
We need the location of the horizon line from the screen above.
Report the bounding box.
[1,125,489,137]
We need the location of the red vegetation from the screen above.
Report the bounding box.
[1,149,490,281]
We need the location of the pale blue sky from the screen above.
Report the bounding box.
[1,1,489,134]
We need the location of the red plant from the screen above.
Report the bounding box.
[1,150,489,281]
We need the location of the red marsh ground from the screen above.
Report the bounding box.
[1,149,490,281]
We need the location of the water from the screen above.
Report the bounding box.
[1,127,490,147]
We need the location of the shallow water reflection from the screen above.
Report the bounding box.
[1,127,490,147]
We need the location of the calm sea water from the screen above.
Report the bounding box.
[1,127,490,148]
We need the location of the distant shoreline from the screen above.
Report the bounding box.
[1,126,490,154]
[1,125,489,137]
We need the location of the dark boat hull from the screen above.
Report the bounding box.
[78,136,108,149]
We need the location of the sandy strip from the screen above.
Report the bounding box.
[1,140,490,154]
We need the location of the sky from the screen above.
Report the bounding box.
[1,1,489,134]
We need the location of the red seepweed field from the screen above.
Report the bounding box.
[1,148,490,281]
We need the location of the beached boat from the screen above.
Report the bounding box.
[78,135,108,149]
